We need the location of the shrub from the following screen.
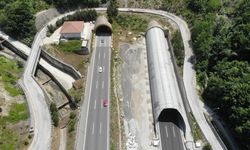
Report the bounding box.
[50,103,59,127]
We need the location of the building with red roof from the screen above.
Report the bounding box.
[60,21,84,39]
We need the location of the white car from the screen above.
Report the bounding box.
[98,67,103,73]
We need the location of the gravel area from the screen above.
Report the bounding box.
[119,37,157,150]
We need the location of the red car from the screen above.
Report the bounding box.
[103,99,108,107]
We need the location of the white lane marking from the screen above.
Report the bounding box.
[102,81,104,89]
[165,126,168,137]
[103,66,105,72]
[96,80,98,89]
[82,36,98,149]
[172,126,176,137]
[92,123,95,135]
[107,36,111,150]
[94,100,96,110]
[99,122,102,135]
[98,52,100,59]
[104,52,106,59]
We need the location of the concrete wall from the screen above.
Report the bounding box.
[0,38,28,60]
[0,38,79,107]
[38,63,76,108]
[41,49,81,80]
[61,33,81,39]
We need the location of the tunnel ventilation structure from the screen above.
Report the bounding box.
[146,20,189,134]
[94,16,112,36]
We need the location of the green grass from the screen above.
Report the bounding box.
[0,103,29,125]
[56,40,82,53]
[0,56,23,96]
[0,103,28,150]
[114,13,150,33]
[0,128,18,150]
[190,114,204,142]
[69,88,83,103]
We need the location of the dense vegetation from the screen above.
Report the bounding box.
[107,0,118,22]
[47,9,97,35]
[43,0,99,8]
[159,0,250,149]
[0,1,37,45]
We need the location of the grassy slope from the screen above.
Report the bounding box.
[0,56,23,96]
[0,103,29,150]
[55,40,82,53]
[0,56,28,150]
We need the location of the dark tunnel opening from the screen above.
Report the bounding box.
[158,109,186,133]
[96,26,112,36]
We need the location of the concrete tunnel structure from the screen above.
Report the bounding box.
[145,20,191,137]
[94,16,112,35]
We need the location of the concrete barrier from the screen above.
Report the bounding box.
[37,63,76,108]
[41,49,81,80]
[0,38,28,60]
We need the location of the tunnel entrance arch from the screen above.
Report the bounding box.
[94,16,112,36]
[158,108,186,134]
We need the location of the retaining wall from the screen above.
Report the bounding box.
[41,49,81,80]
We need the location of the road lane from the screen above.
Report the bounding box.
[83,35,111,150]
[159,122,184,150]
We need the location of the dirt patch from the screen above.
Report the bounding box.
[117,38,157,150]
[51,127,60,150]
[36,69,68,107]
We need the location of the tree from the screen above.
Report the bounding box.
[107,0,118,22]
[203,60,250,149]
[0,1,35,40]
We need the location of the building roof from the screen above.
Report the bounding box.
[60,21,84,34]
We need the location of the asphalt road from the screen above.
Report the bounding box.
[159,122,184,150]
[77,35,111,150]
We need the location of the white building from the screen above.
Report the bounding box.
[60,21,84,39]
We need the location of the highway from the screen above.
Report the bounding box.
[1,7,226,150]
[159,122,184,150]
[76,34,111,150]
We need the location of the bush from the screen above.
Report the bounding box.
[69,112,76,119]
[68,112,77,133]
[24,141,29,146]
[171,30,184,67]
[50,103,59,127]
[203,143,212,150]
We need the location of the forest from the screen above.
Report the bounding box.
[161,0,250,149]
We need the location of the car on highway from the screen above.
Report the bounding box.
[101,39,104,43]
[98,66,103,73]
[103,99,108,107]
